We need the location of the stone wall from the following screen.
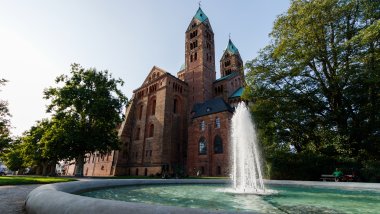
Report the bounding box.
[116,67,188,176]
[187,111,232,176]
[84,152,114,176]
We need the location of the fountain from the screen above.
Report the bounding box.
[230,102,265,194]
[26,104,380,213]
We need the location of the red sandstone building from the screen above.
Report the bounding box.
[68,7,244,177]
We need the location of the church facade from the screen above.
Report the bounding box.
[76,7,245,177]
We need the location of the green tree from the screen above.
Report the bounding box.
[44,64,127,176]
[245,0,380,162]
[21,119,60,175]
[3,138,24,172]
[0,79,11,154]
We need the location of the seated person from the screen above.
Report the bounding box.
[332,168,343,182]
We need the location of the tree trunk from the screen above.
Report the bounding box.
[36,166,41,175]
[49,163,56,176]
[41,162,48,176]
[74,154,84,177]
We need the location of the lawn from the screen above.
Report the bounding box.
[90,175,228,179]
[0,176,76,186]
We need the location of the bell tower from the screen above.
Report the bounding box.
[184,7,216,108]
[220,39,243,77]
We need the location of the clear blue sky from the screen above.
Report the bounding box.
[0,0,290,136]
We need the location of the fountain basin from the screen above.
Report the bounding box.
[25,179,228,214]
[25,179,380,214]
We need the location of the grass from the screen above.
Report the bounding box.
[0,176,77,186]
[88,175,228,179]
[88,175,158,179]
[0,175,227,185]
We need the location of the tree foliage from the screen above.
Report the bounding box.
[0,79,11,154]
[44,64,127,176]
[2,138,24,171]
[20,119,60,175]
[1,119,61,175]
[244,0,380,178]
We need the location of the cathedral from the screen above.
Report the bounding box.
[74,7,245,177]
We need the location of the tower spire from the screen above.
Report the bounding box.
[198,1,201,8]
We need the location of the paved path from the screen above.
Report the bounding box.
[0,184,41,214]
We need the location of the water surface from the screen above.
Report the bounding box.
[80,184,380,213]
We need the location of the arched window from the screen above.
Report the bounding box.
[217,166,221,175]
[139,105,143,120]
[199,137,207,155]
[149,124,154,137]
[200,121,205,131]
[135,127,140,140]
[214,135,223,154]
[215,117,220,128]
[173,98,178,113]
[151,99,156,115]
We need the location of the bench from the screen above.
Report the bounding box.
[320,174,336,181]
[342,174,356,182]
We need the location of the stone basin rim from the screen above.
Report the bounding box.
[25,179,380,214]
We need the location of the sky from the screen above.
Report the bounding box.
[0,0,290,136]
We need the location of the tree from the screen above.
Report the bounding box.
[21,119,60,175]
[44,64,127,176]
[0,79,11,154]
[2,138,24,172]
[245,0,379,162]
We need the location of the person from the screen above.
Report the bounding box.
[332,168,343,182]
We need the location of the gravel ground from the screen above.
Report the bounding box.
[0,184,41,214]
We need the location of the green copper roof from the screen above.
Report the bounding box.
[230,87,244,98]
[214,72,238,83]
[226,39,239,55]
[194,7,208,23]
[180,63,186,71]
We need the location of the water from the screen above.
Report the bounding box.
[80,102,380,213]
[80,184,380,213]
[231,102,265,193]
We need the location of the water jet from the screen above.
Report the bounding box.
[230,102,265,194]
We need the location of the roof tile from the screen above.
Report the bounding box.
[191,98,234,118]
